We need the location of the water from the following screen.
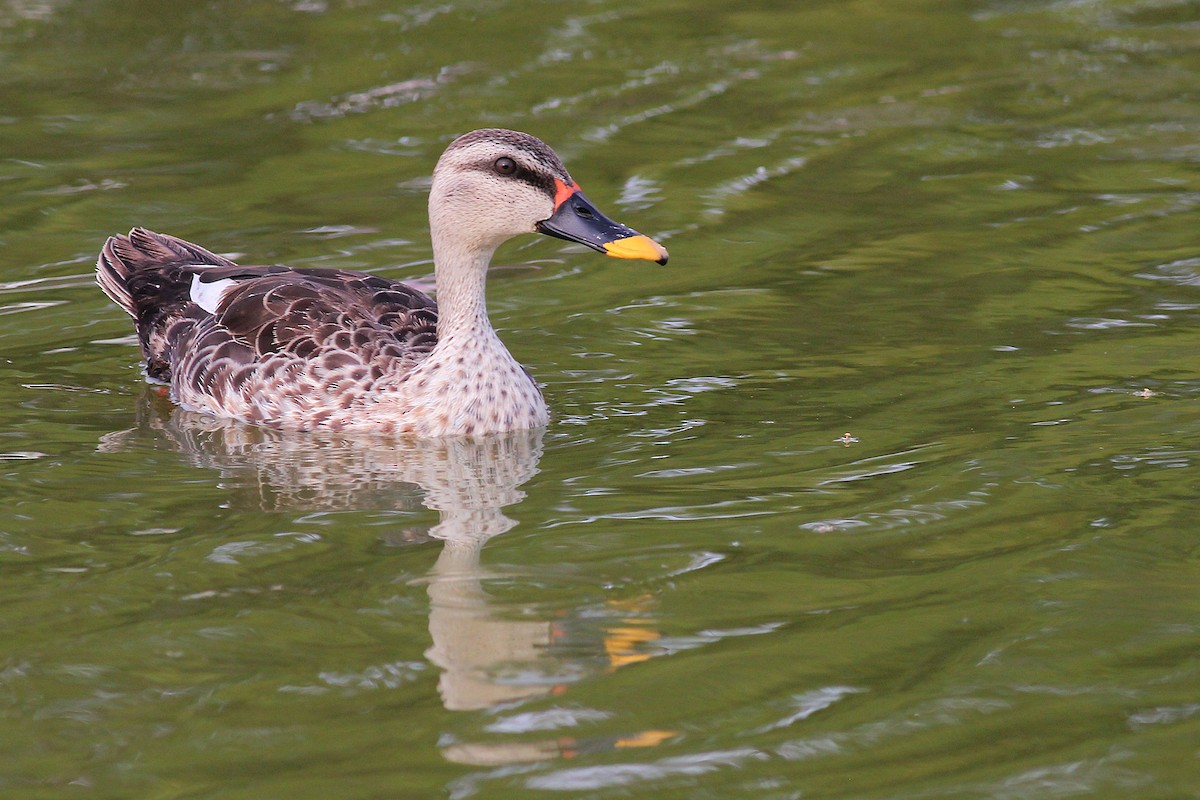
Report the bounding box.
[2,0,1199,796]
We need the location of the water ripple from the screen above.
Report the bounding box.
[749,686,867,734]
[526,747,767,791]
[289,65,471,121]
[1136,256,1200,286]
[485,707,610,734]
[1127,703,1200,729]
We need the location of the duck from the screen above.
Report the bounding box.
[97,128,668,437]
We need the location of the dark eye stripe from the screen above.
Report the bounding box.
[470,156,556,198]
[513,164,556,197]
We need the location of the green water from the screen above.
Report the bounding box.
[3,0,1199,796]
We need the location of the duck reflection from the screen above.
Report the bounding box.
[101,390,671,764]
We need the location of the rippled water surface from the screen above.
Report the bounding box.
[3,0,1199,797]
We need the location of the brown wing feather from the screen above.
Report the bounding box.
[211,269,438,363]
[97,229,440,420]
[170,274,438,427]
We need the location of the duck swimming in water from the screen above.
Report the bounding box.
[97,128,668,437]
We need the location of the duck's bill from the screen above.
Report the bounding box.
[537,185,668,265]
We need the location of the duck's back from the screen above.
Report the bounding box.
[98,228,438,429]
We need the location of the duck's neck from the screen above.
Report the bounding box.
[378,236,547,435]
[431,240,499,340]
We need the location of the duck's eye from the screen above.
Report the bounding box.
[494,157,517,176]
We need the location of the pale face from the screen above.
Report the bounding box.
[426,128,668,266]
[428,130,570,253]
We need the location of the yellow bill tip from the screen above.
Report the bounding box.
[603,234,669,265]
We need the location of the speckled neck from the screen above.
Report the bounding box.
[375,235,546,437]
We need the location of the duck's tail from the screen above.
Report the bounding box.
[96,231,138,319]
[96,227,236,318]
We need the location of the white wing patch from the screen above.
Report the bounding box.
[190,273,237,314]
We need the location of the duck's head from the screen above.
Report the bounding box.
[429,128,668,265]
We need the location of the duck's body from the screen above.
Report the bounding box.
[97,129,667,437]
